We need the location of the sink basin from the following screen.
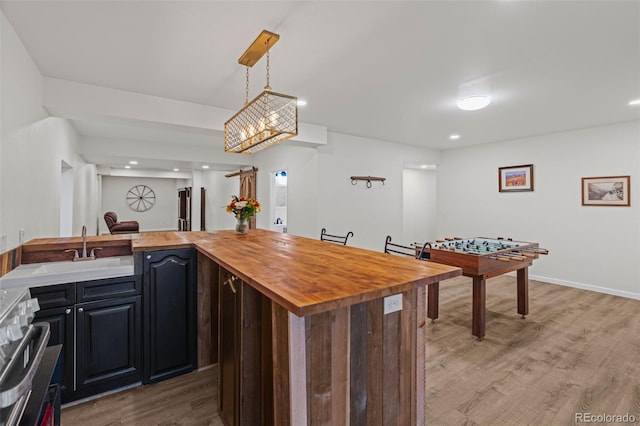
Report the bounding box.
[0,256,135,289]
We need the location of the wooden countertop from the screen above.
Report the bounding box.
[22,233,132,248]
[194,229,461,317]
[130,231,194,251]
[22,229,461,316]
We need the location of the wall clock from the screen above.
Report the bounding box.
[127,185,156,212]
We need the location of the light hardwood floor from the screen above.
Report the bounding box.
[62,276,640,425]
[425,276,640,425]
[61,366,223,425]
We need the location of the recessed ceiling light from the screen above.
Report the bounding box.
[449,134,461,140]
[173,168,180,172]
[297,99,307,107]
[457,95,491,111]
[202,165,210,169]
[124,165,131,169]
[419,164,429,169]
[629,99,640,106]
[129,160,138,165]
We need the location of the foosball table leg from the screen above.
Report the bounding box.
[472,276,486,340]
[517,267,529,319]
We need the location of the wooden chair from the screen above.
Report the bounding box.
[383,236,417,257]
[320,228,354,246]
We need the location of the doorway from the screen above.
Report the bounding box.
[271,170,287,233]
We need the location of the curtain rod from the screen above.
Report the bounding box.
[225,167,259,178]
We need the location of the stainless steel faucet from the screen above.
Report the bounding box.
[65,225,101,261]
[81,225,88,258]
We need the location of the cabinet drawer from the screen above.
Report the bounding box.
[77,276,141,303]
[30,283,75,309]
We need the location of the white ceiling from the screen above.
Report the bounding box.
[2,1,639,171]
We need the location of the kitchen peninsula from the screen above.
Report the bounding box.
[14,230,461,424]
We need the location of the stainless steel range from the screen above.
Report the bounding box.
[0,287,49,426]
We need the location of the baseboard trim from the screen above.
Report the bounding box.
[529,274,640,301]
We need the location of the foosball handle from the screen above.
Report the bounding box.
[490,256,511,262]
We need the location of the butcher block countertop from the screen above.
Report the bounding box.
[21,229,461,317]
[193,230,461,316]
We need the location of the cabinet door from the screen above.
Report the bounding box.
[217,270,269,426]
[218,269,239,426]
[75,296,142,398]
[34,306,74,399]
[143,248,197,384]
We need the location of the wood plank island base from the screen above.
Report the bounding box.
[195,230,461,425]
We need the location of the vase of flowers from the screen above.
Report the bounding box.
[226,196,261,234]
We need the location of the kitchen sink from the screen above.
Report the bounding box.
[0,256,135,289]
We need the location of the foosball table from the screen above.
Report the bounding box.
[418,237,548,340]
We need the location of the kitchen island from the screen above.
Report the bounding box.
[193,230,461,425]
[15,229,461,425]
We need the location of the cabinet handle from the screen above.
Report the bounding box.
[65,308,71,315]
[78,307,84,312]
[224,276,238,294]
[146,255,151,260]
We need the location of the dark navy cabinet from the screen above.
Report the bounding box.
[31,275,142,403]
[143,248,197,384]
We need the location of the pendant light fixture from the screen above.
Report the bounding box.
[224,30,298,154]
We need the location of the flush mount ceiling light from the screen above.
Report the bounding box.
[629,99,640,106]
[449,134,461,140]
[224,30,298,154]
[457,95,491,111]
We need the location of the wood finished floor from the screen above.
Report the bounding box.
[62,276,640,425]
[61,366,223,426]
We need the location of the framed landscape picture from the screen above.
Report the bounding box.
[582,175,630,206]
[498,164,534,192]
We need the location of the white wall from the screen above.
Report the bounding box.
[1,12,97,247]
[438,120,640,299]
[201,171,238,231]
[253,143,319,239]
[74,163,100,235]
[403,168,437,245]
[100,176,178,233]
[316,133,441,251]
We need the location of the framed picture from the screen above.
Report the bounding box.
[582,175,630,206]
[498,164,534,192]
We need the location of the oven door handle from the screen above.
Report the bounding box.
[0,322,50,409]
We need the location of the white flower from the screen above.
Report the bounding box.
[235,201,247,209]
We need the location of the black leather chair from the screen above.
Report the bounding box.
[320,228,354,245]
[104,211,139,234]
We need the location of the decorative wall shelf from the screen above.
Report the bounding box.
[350,176,386,188]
